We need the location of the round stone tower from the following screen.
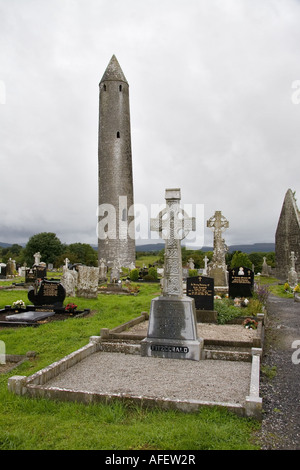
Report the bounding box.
[98,55,135,268]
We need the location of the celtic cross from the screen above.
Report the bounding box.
[150,189,195,297]
[207,211,229,266]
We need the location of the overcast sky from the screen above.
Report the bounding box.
[1,0,300,249]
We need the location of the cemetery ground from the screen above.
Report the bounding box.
[0,272,297,450]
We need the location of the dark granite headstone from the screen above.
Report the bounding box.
[28,280,66,307]
[186,276,214,310]
[0,265,7,279]
[25,267,47,283]
[35,266,47,279]
[228,267,254,298]
[25,269,36,283]
[141,296,203,360]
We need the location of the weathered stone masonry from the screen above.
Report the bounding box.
[98,55,135,267]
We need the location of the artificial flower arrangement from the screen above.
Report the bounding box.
[65,303,78,314]
[12,300,26,310]
[243,317,258,330]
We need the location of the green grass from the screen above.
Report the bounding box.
[268,284,294,298]
[0,282,260,450]
[135,254,160,267]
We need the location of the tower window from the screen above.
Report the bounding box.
[103,84,107,91]
[119,84,122,91]
[117,131,120,138]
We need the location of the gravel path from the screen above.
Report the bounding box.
[258,294,300,450]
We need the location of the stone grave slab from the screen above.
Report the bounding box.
[5,311,56,322]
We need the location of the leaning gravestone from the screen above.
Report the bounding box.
[28,279,66,308]
[228,267,254,298]
[186,275,217,323]
[141,188,204,361]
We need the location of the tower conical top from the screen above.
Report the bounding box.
[100,55,128,84]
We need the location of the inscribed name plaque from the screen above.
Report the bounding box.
[186,276,214,311]
[228,267,254,298]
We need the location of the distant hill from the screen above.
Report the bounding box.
[136,243,275,253]
[227,243,275,253]
[0,242,17,248]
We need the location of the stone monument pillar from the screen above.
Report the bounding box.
[288,251,298,287]
[141,188,204,361]
[207,211,229,289]
[203,255,209,275]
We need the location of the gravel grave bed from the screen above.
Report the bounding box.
[126,321,256,343]
[44,351,252,405]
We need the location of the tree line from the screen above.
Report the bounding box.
[0,232,98,268]
[142,247,275,273]
[1,232,275,273]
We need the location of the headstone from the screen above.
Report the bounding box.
[35,266,47,279]
[25,268,36,283]
[6,258,15,276]
[18,266,26,277]
[33,252,41,266]
[0,263,7,279]
[61,267,76,297]
[99,258,107,281]
[288,251,298,287]
[186,276,214,311]
[228,267,254,298]
[77,266,99,298]
[110,260,120,283]
[186,275,217,323]
[188,258,194,270]
[207,211,229,287]
[261,257,269,276]
[25,266,47,283]
[141,188,204,361]
[203,255,209,275]
[28,279,66,307]
[182,267,189,280]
